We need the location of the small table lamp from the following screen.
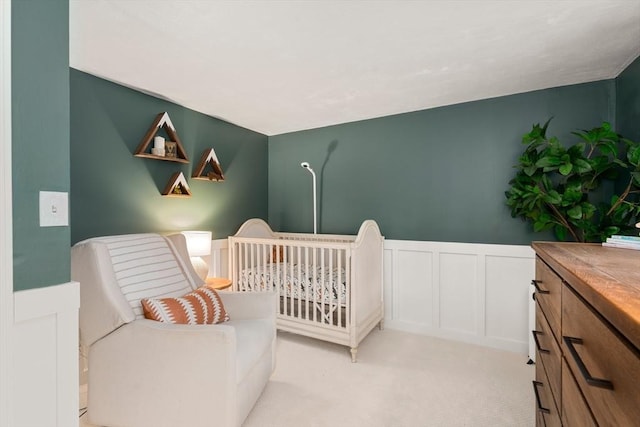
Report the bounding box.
[181,230,212,280]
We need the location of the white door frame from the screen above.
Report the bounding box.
[1,0,14,425]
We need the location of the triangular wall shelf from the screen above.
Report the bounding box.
[192,148,225,182]
[162,172,192,197]
[134,112,189,164]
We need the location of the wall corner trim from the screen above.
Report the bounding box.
[0,1,13,426]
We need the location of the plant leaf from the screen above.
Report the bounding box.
[567,205,583,220]
[554,225,568,241]
[535,156,561,168]
[573,158,592,173]
[543,190,562,205]
[628,146,640,166]
[559,163,573,176]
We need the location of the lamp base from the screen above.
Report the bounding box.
[190,257,209,281]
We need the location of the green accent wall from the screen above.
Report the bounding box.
[268,81,615,244]
[616,55,640,142]
[12,0,70,291]
[70,70,268,244]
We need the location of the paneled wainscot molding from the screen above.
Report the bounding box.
[210,238,535,354]
[12,281,80,427]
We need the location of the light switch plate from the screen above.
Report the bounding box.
[39,191,69,227]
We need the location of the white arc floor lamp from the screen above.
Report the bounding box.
[300,162,317,234]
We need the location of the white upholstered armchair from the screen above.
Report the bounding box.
[71,233,276,427]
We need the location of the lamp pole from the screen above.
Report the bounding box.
[300,162,317,234]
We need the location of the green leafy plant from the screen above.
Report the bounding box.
[505,119,640,242]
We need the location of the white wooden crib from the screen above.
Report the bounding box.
[228,219,384,362]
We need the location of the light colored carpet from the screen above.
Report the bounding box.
[244,329,534,427]
[81,328,535,427]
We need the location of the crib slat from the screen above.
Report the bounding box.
[313,247,317,323]
[304,246,310,321]
[345,249,351,330]
[297,246,302,320]
[283,244,289,316]
[329,247,334,326]
[267,243,272,292]
[242,243,252,291]
[274,242,284,297]
[320,248,325,324]
[260,243,265,292]
[239,242,242,292]
[282,245,286,315]
[337,249,342,328]
[251,243,255,290]
[231,241,237,291]
[288,245,294,317]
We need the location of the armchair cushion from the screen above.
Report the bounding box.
[141,286,229,324]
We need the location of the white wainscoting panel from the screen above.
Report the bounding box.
[439,252,477,334]
[12,282,80,427]
[210,238,535,354]
[384,240,535,354]
[485,255,534,345]
[396,249,434,326]
[209,239,230,278]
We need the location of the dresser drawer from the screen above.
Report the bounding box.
[534,258,562,341]
[534,302,561,408]
[534,361,561,427]
[562,284,640,427]
[561,358,596,427]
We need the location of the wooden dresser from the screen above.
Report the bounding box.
[531,242,640,427]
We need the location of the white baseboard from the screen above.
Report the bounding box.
[12,281,80,427]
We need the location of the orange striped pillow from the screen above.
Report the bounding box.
[141,286,229,324]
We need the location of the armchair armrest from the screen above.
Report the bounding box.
[219,291,277,321]
[88,319,239,427]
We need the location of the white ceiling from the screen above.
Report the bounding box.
[70,0,640,136]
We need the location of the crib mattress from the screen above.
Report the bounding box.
[239,263,347,305]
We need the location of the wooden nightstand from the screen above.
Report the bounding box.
[205,277,232,291]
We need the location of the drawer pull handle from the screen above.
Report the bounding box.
[532,330,550,354]
[532,381,551,414]
[563,336,614,390]
[531,279,550,295]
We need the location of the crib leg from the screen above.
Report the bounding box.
[350,347,358,363]
[379,319,384,330]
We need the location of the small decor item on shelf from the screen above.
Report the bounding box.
[165,142,177,158]
[192,148,225,182]
[152,136,165,156]
[162,172,192,197]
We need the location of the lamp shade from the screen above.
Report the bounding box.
[181,231,212,257]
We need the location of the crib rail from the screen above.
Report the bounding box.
[229,236,352,330]
[276,232,355,244]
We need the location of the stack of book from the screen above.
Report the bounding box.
[602,235,640,251]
